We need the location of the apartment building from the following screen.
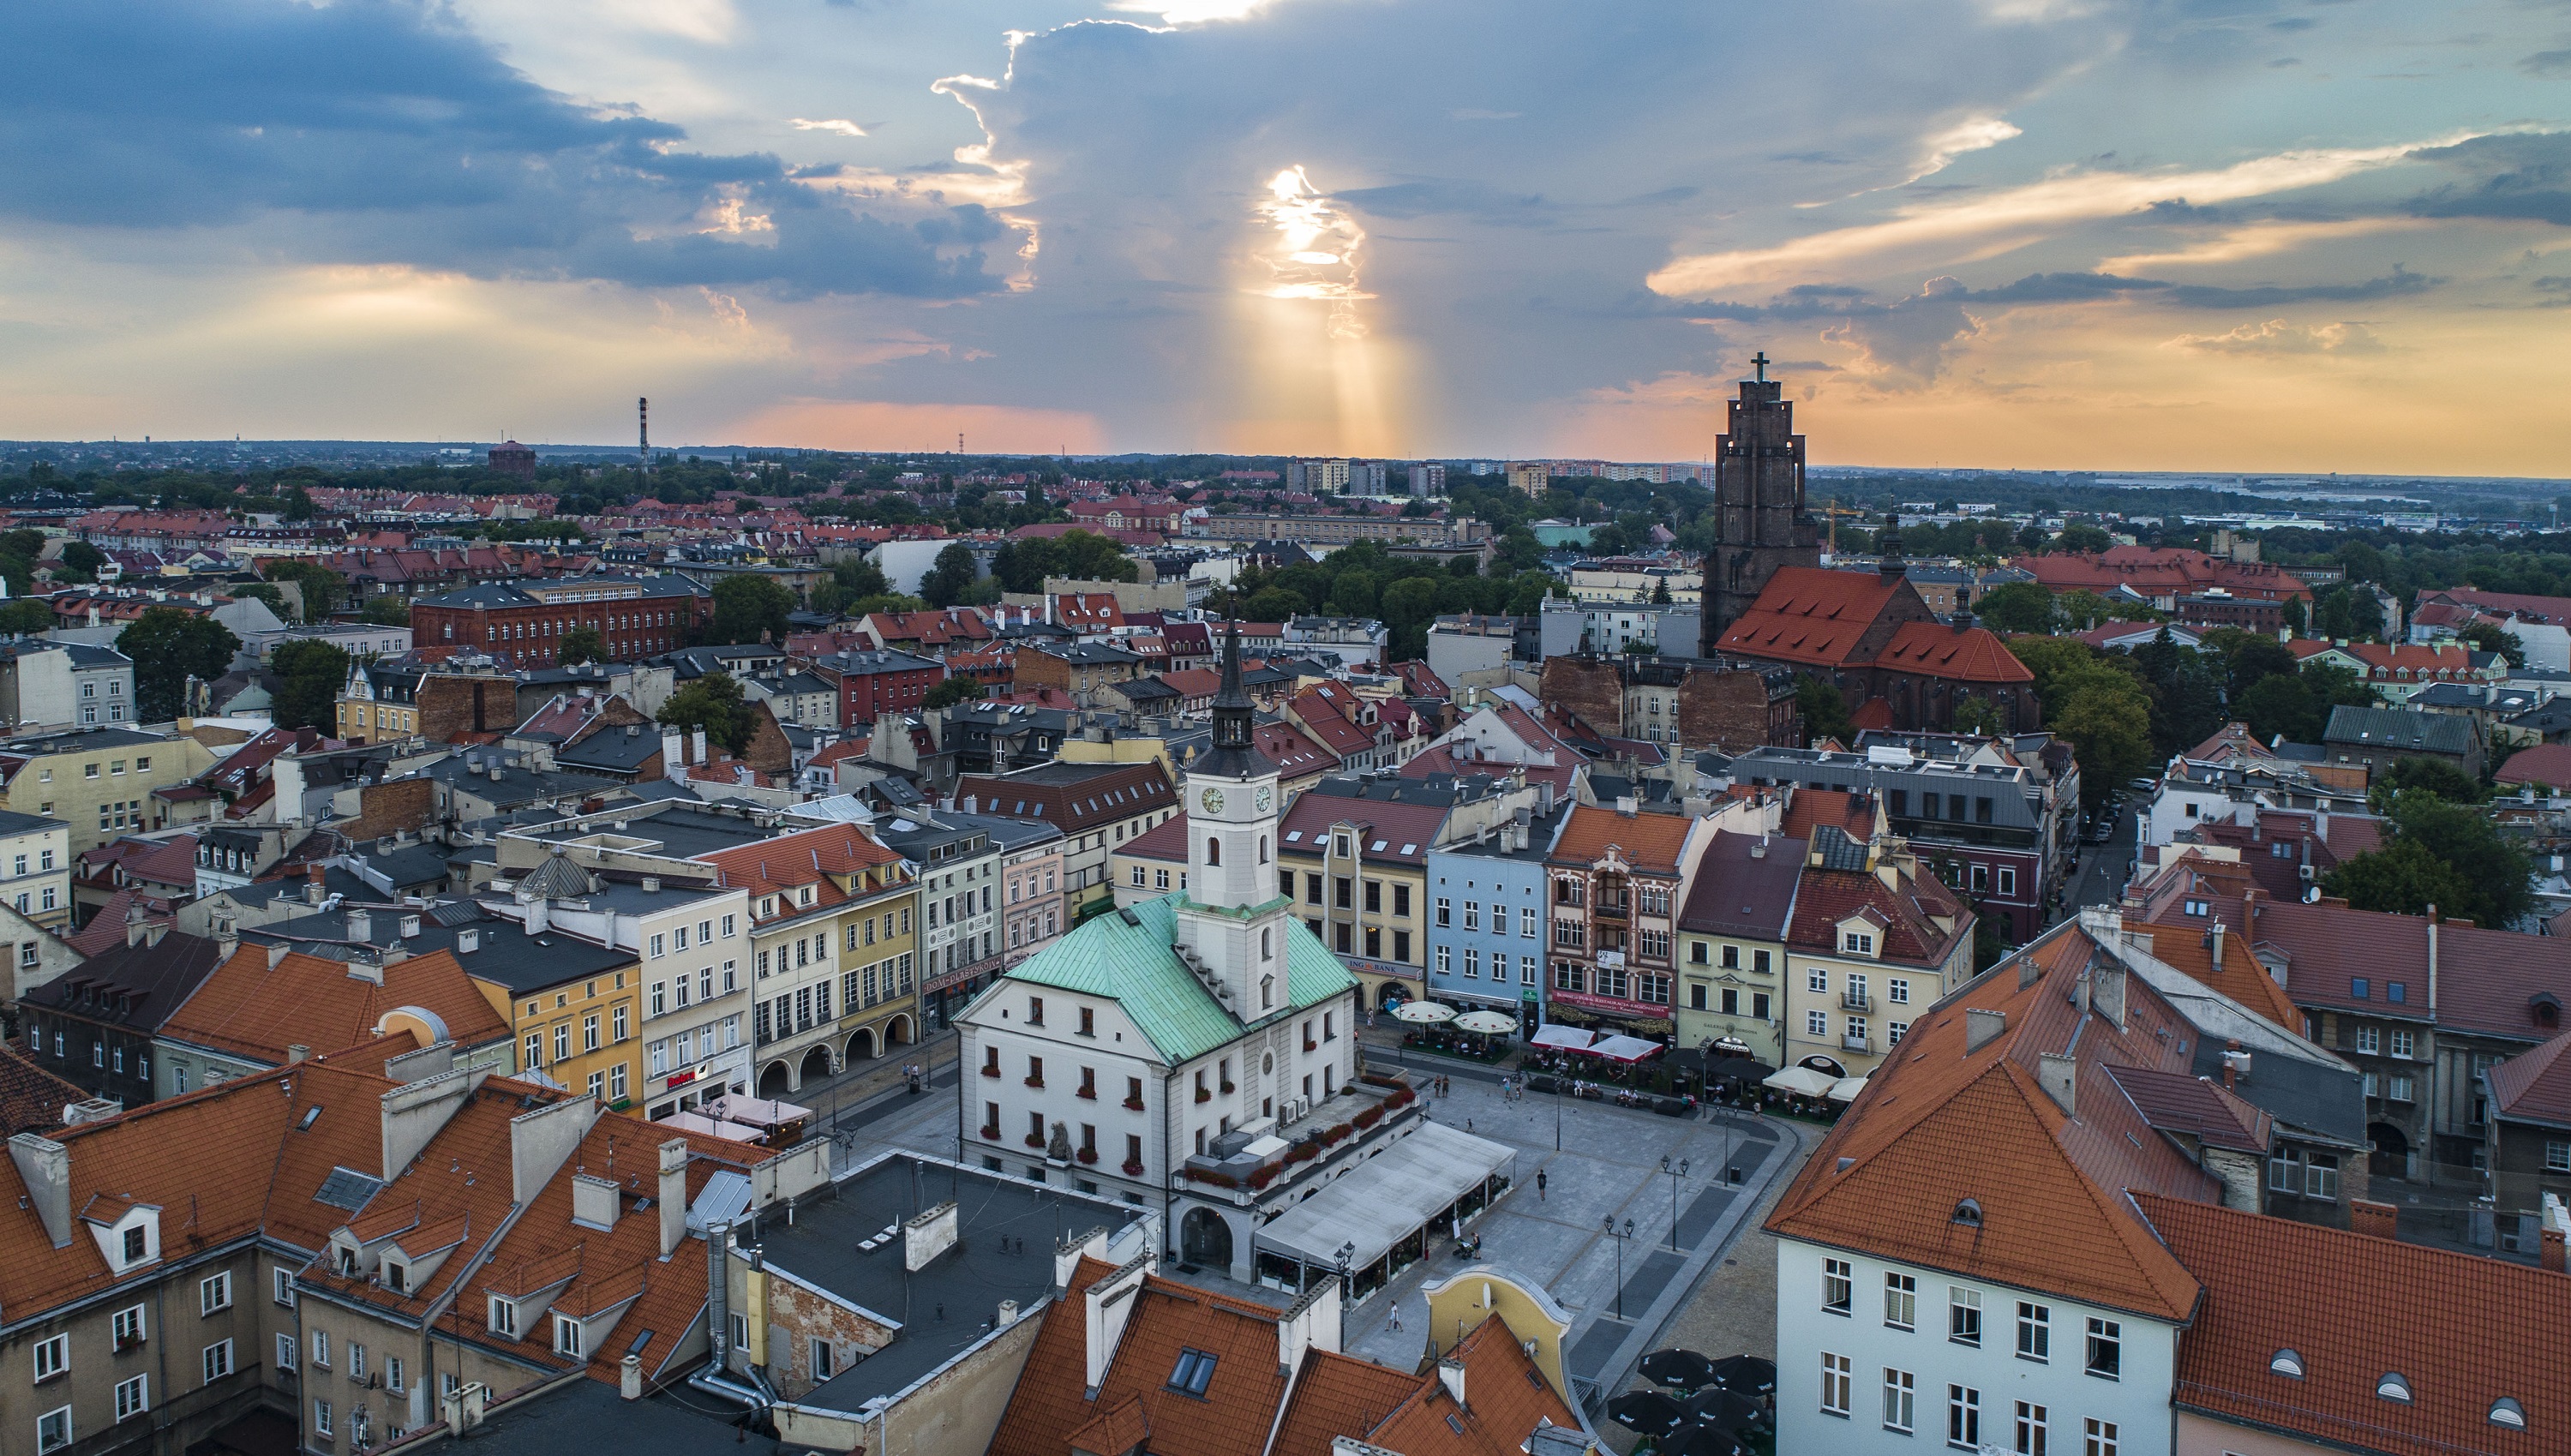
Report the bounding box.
[1544,803,1717,1036]
[153,940,515,1099]
[1276,783,1443,1010]
[0,728,214,855]
[1675,830,1803,1069]
[1778,827,1975,1079]
[952,759,1180,922]
[1423,800,1568,1028]
[698,823,922,1099]
[0,808,73,932]
[910,808,1052,1028]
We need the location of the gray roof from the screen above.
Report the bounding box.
[36,931,226,1034]
[411,573,705,610]
[811,649,940,676]
[0,727,172,755]
[2321,705,2477,755]
[1431,800,1572,867]
[555,725,662,774]
[58,642,131,669]
[771,1154,1143,1411]
[513,804,775,860]
[417,756,619,806]
[413,1380,741,1456]
[932,810,1064,852]
[1677,830,1807,938]
[0,808,67,837]
[354,844,451,890]
[245,898,636,994]
[216,866,384,909]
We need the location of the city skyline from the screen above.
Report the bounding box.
[4,1,2568,472]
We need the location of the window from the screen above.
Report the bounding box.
[201,1269,231,1313]
[1883,1368,1915,1433]
[1889,978,1910,1004]
[2304,1152,2340,1201]
[33,1332,67,1381]
[123,1225,147,1262]
[274,1332,298,1371]
[37,1406,70,1454]
[114,1304,145,1348]
[1822,1257,1852,1315]
[556,1316,584,1357]
[1808,966,1827,992]
[1168,1348,1218,1396]
[311,1328,331,1367]
[490,1297,518,1336]
[2016,1303,2049,1363]
[2014,1401,2047,1456]
[1885,1273,1916,1330]
[2085,1318,2121,1380]
[2390,1029,2415,1059]
[115,1373,148,1422]
[314,1399,333,1439]
[275,1267,297,1306]
[2082,1418,2118,1456]
[1843,931,1875,956]
[1819,1353,1852,1417]
[203,1339,233,1384]
[2547,1140,2571,1173]
[1807,1010,1829,1037]
[1952,1292,1984,1350]
[1947,1386,1981,1449]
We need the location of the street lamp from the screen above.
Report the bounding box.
[1333,1240,1357,1347]
[1658,1155,1689,1252]
[1602,1216,1634,1320]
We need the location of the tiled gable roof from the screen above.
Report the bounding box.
[1548,804,1693,874]
[1766,923,2214,1323]
[1875,620,2035,683]
[1713,566,1905,667]
[988,1261,1290,1456]
[2484,1028,2571,1128]
[697,822,907,921]
[158,944,513,1064]
[1785,857,1968,968]
[1278,794,1452,866]
[2139,1193,2571,1456]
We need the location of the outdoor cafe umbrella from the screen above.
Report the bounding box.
[1392,1000,1457,1025]
[1827,1075,1871,1103]
[1682,1387,1771,1435]
[1652,1423,1747,1456]
[1761,1065,1837,1099]
[1452,1010,1517,1036]
[1638,1348,1718,1390]
[1607,1390,1689,1438]
[1705,1355,1777,1398]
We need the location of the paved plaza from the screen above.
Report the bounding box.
[824,1044,1798,1412]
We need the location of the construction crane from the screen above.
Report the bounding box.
[1818,497,1867,555]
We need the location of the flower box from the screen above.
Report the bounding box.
[1194,1088,1212,1104]
[1285,1142,1318,1164]
[1076,1086,1097,1099]
[1352,1105,1383,1129]
[1121,1159,1146,1176]
[1124,1098,1147,1111]
[1184,1167,1238,1188]
[1024,1077,1045,1088]
[1025,1133,1046,1148]
[979,1125,1002,1141]
[981,1064,1002,1077]
[1220,1082,1236,1094]
[1076,1147,1099,1165]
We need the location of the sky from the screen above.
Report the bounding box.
[3,0,2569,473]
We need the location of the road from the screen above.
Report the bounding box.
[2063,801,2138,914]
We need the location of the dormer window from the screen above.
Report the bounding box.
[488,1297,518,1337]
[2376,1372,2412,1403]
[554,1315,583,1357]
[123,1226,147,1262]
[1951,1199,1982,1228]
[2491,1398,2526,1429]
[799,885,816,907]
[1843,932,1875,956]
[384,1261,406,1293]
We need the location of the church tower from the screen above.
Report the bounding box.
[1700,355,1822,656]
[1174,621,1293,1023]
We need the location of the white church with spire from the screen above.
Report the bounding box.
[953,624,1510,1289]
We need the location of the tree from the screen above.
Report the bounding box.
[710,573,796,646]
[2324,790,2533,930]
[1327,570,1378,618]
[919,542,980,608]
[119,608,240,721]
[2214,633,2298,699]
[1951,694,2005,737]
[57,542,105,580]
[2047,524,2113,554]
[923,676,986,711]
[2371,756,2486,806]
[2053,676,2155,814]
[0,598,54,636]
[2235,674,2321,745]
[2280,595,2308,634]
[1504,571,1555,616]
[262,560,347,623]
[268,639,351,730]
[834,555,891,600]
[1796,674,1854,746]
[231,581,288,615]
[359,595,411,626]
[283,485,317,522]
[2462,621,2526,668]
[558,626,608,666]
[1975,581,2061,634]
[1244,586,1307,623]
[656,672,757,755]
[1650,576,1673,605]
[1053,530,1140,584]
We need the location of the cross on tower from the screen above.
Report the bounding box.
[1752,351,1770,382]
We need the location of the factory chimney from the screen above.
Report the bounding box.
[638,396,650,473]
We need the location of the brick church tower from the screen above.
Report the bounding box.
[1699,356,1822,656]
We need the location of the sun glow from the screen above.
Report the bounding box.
[1237,165,1404,455]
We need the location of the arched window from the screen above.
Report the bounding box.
[1258,835,1270,865]
[1207,837,1221,867]
[1261,975,1274,1010]
[1261,926,1274,961]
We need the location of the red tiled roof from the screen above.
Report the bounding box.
[1123,812,1190,863]
[158,945,513,1064]
[2415,584,2571,626]
[1875,620,2034,683]
[1280,793,1453,866]
[1767,924,2216,1323]
[2139,1192,2571,1456]
[1785,852,1969,969]
[1549,804,1693,875]
[2497,742,2571,789]
[2017,547,2313,601]
[697,822,906,921]
[0,1042,83,1138]
[2232,896,2571,1042]
[2484,1028,2571,1128]
[956,762,1178,834]
[1778,788,1878,844]
[1713,566,1905,668]
[989,1261,1291,1456]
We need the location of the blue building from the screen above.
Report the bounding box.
[1423,800,1572,1034]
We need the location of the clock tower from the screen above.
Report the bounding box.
[1174,620,1292,1022]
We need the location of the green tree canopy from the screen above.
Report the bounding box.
[262,560,348,623]
[919,542,980,608]
[656,671,757,755]
[359,595,411,626]
[558,625,608,666]
[119,608,241,721]
[2370,755,2487,806]
[2047,523,2113,554]
[268,639,351,730]
[2461,621,2526,668]
[710,573,796,646]
[923,676,986,711]
[2322,790,2532,930]
[1796,674,1854,746]
[1975,580,2061,634]
[0,598,54,636]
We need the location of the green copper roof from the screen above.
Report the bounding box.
[992,893,1355,1065]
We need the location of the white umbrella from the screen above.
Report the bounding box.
[1392,1000,1457,1024]
[1452,1010,1517,1035]
[1762,1066,1837,1098]
[1826,1076,1871,1103]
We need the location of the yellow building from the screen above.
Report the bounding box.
[335,660,422,742]
[0,727,215,854]
[1275,790,1435,1010]
[458,915,649,1108]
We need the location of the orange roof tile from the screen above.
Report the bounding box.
[990,1261,1292,1456]
[158,946,512,1066]
[697,821,908,926]
[1875,620,2034,683]
[1714,566,1907,668]
[1549,804,1693,875]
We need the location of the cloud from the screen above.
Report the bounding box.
[2169,319,2386,354]
[0,1,1010,299]
[2524,50,2571,78]
[790,118,871,137]
[1650,137,2449,295]
[2406,131,2571,226]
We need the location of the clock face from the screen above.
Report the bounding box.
[1256,787,1274,812]
[1201,788,1226,814]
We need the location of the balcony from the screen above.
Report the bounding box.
[1594,902,1629,921]
[1841,991,1874,1013]
[1181,1074,1421,1201]
[1841,1034,1873,1055]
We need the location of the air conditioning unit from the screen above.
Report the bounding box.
[2298,864,2316,881]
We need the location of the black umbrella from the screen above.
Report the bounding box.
[1701,1056,1773,1084]
[1607,1389,1688,1437]
[1651,1422,1748,1456]
[1705,1354,1777,1398]
[1638,1348,1718,1390]
[1683,1388,1771,1434]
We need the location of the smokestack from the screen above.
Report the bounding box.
[638,396,650,473]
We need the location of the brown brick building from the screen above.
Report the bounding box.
[410,574,709,669]
[1537,654,1801,753]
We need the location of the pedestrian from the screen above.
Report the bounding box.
[1537,1169,1548,1201]
[1387,1299,1402,1332]
[1465,1117,1472,1132]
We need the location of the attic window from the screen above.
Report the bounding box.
[2490,1398,2526,1429]
[1371,840,1388,853]
[1168,1348,1217,1397]
[2376,1372,2412,1404]
[299,1106,323,1132]
[2270,1350,2304,1379]
[1951,1198,1982,1228]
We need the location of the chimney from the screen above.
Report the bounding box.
[379,1072,472,1182]
[2208,921,2226,976]
[692,728,707,764]
[1437,1356,1467,1408]
[1964,1009,2007,1053]
[287,1044,311,1064]
[2543,1226,2567,1275]
[305,862,326,906]
[400,914,422,939]
[572,1173,621,1231]
[662,730,684,779]
[998,1297,1020,1326]
[2348,1198,2399,1241]
[9,1133,72,1248]
[457,927,480,956]
[619,1353,643,1401]
[657,1138,689,1257]
[2035,1052,2077,1115]
[2220,1040,2250,1088]
[347,909,372,944]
